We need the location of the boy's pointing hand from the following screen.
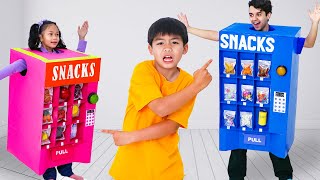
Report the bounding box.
[193,59,213,92]
[101,129,134,146]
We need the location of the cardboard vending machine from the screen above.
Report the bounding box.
[219,23,304,158]
[7,48,101,174]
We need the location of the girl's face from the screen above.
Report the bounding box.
[39,24,60,52]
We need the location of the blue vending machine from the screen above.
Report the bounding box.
[219,23,304,158]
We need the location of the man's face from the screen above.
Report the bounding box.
[249,6,271,31]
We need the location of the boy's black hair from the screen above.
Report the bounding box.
[148,17,188,46]
[28,20,67,51]
[248,0,272,15]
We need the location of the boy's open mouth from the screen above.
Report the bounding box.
[163,55,173,62]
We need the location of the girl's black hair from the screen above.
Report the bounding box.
[148,17,188,46]
[28,20,67,51]
[248,0,272,15]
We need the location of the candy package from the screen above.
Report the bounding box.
[241,85,253,102]
[224,84,237,101]
[224,110,236,127]
[256,87,270,104]
[240,111,253,128]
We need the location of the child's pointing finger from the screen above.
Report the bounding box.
[200,59,213,70]
[101,129,117,134]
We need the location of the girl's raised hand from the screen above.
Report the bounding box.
[78,21,89,40]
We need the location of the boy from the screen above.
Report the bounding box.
[102,17,213,180]
[178,0,320,180]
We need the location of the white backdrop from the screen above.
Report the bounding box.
[0,0,23,126]
[0,0,319,129]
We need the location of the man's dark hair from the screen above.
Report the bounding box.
[248,0,272,15]
[148,17,188,46]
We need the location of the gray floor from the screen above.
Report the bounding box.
[0,124,320,179]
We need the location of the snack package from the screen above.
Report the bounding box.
[74,84,83,100]
[59,85,70,102]
[241,60,254,76]
[41,128,51,145]
[56,125,66,141]
[224,57,236,75]
[70,123,78,139]
[43,108,53,124]
[58,106,67,122]
[257,60,271,78]
[224,110,236,127]
[44,87,53,104]
[256,87,270,104]
[240,111,253,128]
[72,103,80,118]
[224,84,237,101]
[241,85,253,102]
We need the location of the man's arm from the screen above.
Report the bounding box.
[148,59,213,117]
[178,13,219,41]
[188,27,219,41]
[304,4,320,48]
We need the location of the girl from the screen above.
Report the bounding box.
[0,20,89,79]
[32,19,88,180]
[29,19,88,53]
[0,19,89,180]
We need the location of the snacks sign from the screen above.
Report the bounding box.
[45,58,101,87]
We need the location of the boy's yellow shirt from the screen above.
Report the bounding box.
[109,60,196,180]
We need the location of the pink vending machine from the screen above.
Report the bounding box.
[7,48,101,174]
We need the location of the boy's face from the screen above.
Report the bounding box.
[148,34,188,73]
[249,6,271,31]
[39,24,60,52]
